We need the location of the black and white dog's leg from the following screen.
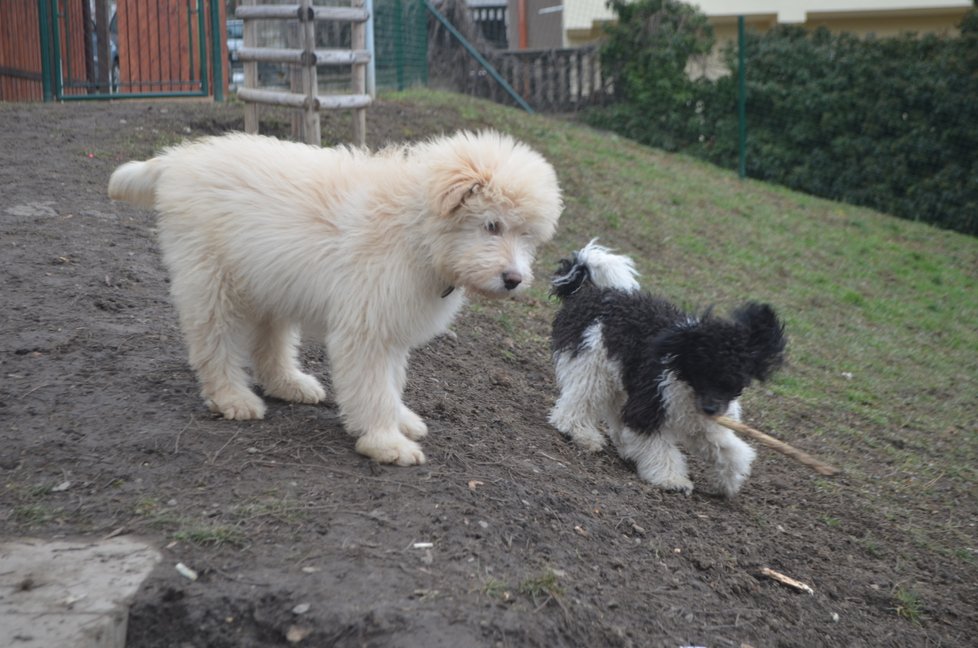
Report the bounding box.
[549,324,621,452]
[616,425,693,495]
[689,402,756,497]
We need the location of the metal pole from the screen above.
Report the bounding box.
[197,0,210,95]
[242,0,258,134]
[37,0,53,101]
[210,0,224,100]
[365,0,376,97]
[50,0,63,99]
[737,15,746,179]
[351,0,367,144]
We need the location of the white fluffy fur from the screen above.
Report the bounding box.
[567,239,640,293]
[109,131,562,465]
[549,325,756,497]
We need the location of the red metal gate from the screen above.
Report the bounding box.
[0,0,227,101]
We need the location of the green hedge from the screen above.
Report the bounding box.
[585,1,978,236]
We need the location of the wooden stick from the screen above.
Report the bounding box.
[715,416,841,476]
[759,567,814,595]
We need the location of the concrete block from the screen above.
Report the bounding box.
[0,537,161,648]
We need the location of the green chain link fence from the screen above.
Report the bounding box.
[373,0,428,90]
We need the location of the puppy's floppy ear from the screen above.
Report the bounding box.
[438,181,482,217]
[732,302,786,381]
[651,327,686,364]
[428,148,490,218]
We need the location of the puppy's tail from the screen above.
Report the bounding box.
[551,238,640,299]
[108,159,163,209]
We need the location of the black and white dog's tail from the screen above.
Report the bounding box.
[551,239,640,299]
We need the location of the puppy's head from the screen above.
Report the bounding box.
[421,131,562,297]
[657,302,786,417]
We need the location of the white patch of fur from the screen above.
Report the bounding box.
[109,131,562,466]
[574,239,640,292]
[549,323,625,452]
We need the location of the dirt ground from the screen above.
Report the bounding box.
[1,98,975,648]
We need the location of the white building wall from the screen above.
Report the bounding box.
[562,0,972,39]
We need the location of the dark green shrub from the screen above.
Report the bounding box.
[588,3,978,236]
[585,0,715,151]
[728,22,978,235]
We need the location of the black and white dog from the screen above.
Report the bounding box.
[549,241,786,497]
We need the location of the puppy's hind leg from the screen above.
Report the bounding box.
[327,332,425,466]
[548,349,610,452]
[252,316,326,405]
[171,270,265,420]
[549,391,606,452]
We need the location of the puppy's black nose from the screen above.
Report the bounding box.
[701,403,720,416]
[502,271,523,291]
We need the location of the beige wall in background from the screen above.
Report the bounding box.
[556,0,971,50]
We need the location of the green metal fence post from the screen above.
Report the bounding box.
[197,0,209,96]
[423,0,533,114]
[210,0,223,100]
[737,15,746,179]
[50,0,63,99]
[365,0,376,95]
[37,0,53,101]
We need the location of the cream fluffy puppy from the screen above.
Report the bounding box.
[109,131,562,465]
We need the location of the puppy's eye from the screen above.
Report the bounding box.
[485,221,502,235]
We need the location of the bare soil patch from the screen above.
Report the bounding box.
[1,98,974,647]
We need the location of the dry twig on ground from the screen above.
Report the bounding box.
[715,416,841,476]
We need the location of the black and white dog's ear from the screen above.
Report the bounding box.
[550,256,590,298]
[733,302,786,381]
[651,327,684,365]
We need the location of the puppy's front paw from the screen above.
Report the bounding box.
[708,435,755,497]
[707,471,750,498]
[356,431,426,466]
[398,408,429,441]
[644,474,694,496]
[207,390,266,420]
[263,372,326,405]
